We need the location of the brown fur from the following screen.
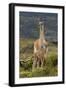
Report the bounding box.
[33,41,48,69]
[32,22,48,69]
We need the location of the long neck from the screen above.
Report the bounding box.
[40,24,45,40]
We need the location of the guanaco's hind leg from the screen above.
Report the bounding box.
[37,58,40,68]
[41,57,44,68]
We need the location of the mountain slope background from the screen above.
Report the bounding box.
[19,12,58,42]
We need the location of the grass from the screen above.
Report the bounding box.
[19,38,58,78]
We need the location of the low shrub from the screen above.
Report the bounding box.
[20,48,58,78]
[46,52,58,67]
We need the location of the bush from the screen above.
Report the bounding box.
[46,52,58,67]
[20,52,58,78]
[20,55,33,70]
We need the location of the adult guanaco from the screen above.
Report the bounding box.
[32,21,48,69]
